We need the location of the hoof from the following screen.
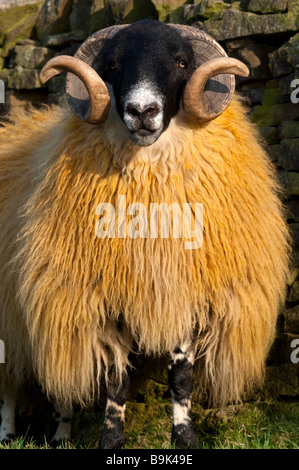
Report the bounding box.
[171,425,198,449]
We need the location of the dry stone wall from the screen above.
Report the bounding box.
[0,0,299,412]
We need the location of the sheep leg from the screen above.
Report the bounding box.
[50,406,72,447]
[99,369,131,449]
[0,386,17,443]
[168,343,198,449]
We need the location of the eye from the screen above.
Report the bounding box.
[109,61,116,70]
[178,60,187,69]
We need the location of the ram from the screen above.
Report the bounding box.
[0,20,290,449]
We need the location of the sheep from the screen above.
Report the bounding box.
[0,19,291,449]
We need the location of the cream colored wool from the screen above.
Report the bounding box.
[0,98,291,408]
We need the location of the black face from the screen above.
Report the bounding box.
[101,20,195,146]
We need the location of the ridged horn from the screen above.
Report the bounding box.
[183,57,249,122]
[40,25,128,124]
[40,55,111,124]
[168,25,250,122]
[65,25,128,124]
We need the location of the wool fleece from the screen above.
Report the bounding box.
[0,98,290,408]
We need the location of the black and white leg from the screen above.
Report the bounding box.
[168,342,198,449]
[0,387,16,443]
[50,405,72,447]
[99,369,131,449]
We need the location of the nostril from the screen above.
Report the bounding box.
[126,104,140,117]
[144,106,159,117]
[124,100,163,133]
[126,103,161,119]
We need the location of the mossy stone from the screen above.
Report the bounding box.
[125,401,172,446]
[287,266,299,285]
[143,379,168,402]
[46,75,65,94]
[260,401,299,419]
[36,0,73,41]
[105,0,129,20]
[278,171,299,198]
[240,88,264,106]
[262,88,281,106]
[267,144,280,164]
[0,66,42,90]
[8,45,55,69]
[287,200,299,223]
[277,139,299,171]
[203,6,299,41]
[251,102,299,127]
[122,0,158,24]
[192,404,239,434]
[168,5,185,23]
[70,0,94,35]
[72,0,157,32]
[259,126,279,144]
[43,29,85,47]
[248,0,288,14]
[197,0,229,20]
[279,73,296,96]
[0,2,44,57]
[271,333,299,365]
[264,364,299,398]
[89,0,114,34]
[289,223,299,250]
[151,0,189,22]
[0,49,4,71]
[287,32,299,67]
[229,42,274,80]
[269,32,299,77]
[288,280,299,302]
[283,305,299,334]
[170,0,229,23]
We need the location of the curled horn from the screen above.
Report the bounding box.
[40,25,127,125]
[183,57,249,122]
[40,55,111,124]
[168,25,250,122]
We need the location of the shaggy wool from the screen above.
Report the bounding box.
[0,98,291,408]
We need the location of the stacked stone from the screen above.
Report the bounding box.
[0,0,298,408]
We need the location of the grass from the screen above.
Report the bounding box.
[196,404,299,449]
[0,402,298,449]
[124,402,299,449]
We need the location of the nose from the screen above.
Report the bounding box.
[126,103,161,122]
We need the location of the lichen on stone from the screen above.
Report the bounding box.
[0,2,44,56]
